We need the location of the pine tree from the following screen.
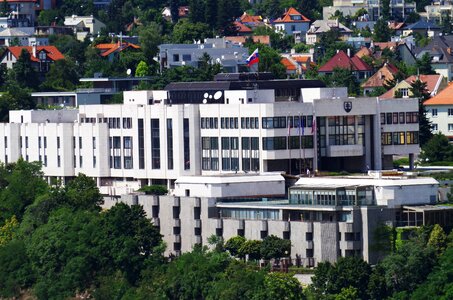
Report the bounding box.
[410,79,433,146]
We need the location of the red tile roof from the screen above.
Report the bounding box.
[318,50,372,72]
[95,42,141,57]
[274,7,310,23]
[239,12,262,24]
[425,82,453,105]
[362,63,399,88]
[281,57,297,71]
[233,21,252,33]
[7,46,64,62]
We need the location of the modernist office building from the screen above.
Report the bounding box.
[107,172,449,264]
[0,74,420,195]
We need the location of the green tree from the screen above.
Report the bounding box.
[410,78,433,146]
[373,18,392,42]
[411,246,453,299]
[27,208,104,300]
[12,49,39,89]
[310,257,372,299]
[40,58,80,91]
[324,67,359,96]
[264,272,305,300]
[37,9,61,26]
[100,203,163,284]
[379,237,436,295]
[260,235,291,260]
[207,260,266,300]
[335,286,358,300]
[239,239,262,261]
[0,159,48,223]
[0,215,18,246]
[172,19,212,43]
[138,23,162,63]
[158,246,230,299]
[0,240,34,298]
[135,60,150,77]
[382,0,390,20]
[416,52,435,75]
[367,264,390,300]
[428,224,447,256]
[224,235,246,257]
[64,173,104,211]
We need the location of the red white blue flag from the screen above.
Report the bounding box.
[246,48,259,67]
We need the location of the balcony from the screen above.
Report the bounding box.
[327,145,363,157]
[194,219,201,228]
[173,218,181,227]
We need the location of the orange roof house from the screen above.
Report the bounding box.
[95,42,141,61]
[281,57,297,74]
[273,7,310,42]
[424,82,453,138]
[0,45,64,73]
[233,21,253,35]
[362,63,399,94]
[239,12,263,27]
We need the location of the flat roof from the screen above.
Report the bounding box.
[403,205,453,212]
[175,173,285,185]
[31,92,76,97]
[295,176,439,188]
[79,77,153,82]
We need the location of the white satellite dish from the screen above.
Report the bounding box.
[126,68,131,76]
[213,91,222,100]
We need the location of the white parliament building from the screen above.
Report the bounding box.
[0,73,447,264]
[0,73,420,195]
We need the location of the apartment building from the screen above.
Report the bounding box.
[0,74,420,195]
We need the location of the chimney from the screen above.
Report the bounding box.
[448,47,452,55]
[32,43,37,58]
[347,48,351,57]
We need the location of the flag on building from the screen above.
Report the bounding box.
[311,118,316,134]
[246,48,259,67]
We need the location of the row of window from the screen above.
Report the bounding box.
[380,112,419,125]
[201,136,314,151]
[381,131,419,145]
[201,116,314,130]
[80,117,133,129]
[432,108,453,117]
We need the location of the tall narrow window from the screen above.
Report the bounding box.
[138,119,145,169]
[151,119,160,169]
[167,119,174,170]
[184,118,190,170]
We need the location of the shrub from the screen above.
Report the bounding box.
[138,185,168,195]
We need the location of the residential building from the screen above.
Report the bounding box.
[324,0,416,21]
[273,7,310,43]
[233,22,253,36]
[362,63,400,95]
[0,27,31,46]
[306,20,353,45]
[379,74,445,99]
[402,20,441,38]
[225,35,270,46]
[95,42,141,62]
[158,38,249,73]
[421,2,453,23]
[415,36,453,81]
[424,83,453,140]
[2,0,37,27]
[64,15,106,41]
[106,171,452,264]
[280,54,313,77]
[161,6,190,22]
[237,12,264,29]
[372,42,416,66]
[0,45,64,73]
[318,50,373,80]
[0,74,420,195]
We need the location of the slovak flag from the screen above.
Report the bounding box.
[246,48,259,67]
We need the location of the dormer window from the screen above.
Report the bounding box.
[290,15,302,20]
[38,51,47,61]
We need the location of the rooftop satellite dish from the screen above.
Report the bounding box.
[126,68,131,76]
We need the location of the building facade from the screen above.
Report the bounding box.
[0,75,420,195]
[105,172,449,265]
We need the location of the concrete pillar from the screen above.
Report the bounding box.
[409,153,414,170]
